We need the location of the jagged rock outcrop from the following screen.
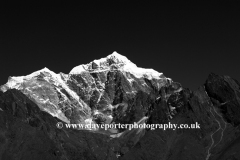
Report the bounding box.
[0,52,240,160]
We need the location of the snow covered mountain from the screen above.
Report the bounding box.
[0,52,181,134]
[1,52,240,160]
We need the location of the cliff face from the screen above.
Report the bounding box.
[0,53,240,160]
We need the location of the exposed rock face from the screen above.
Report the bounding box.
[0,52,240,160]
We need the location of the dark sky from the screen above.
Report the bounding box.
[1,1,240,90]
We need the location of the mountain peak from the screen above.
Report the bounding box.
[106,51,132,64]
[70,51,135,74]
[70,51,165,80]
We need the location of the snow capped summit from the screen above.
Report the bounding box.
[1,67,53,92]
[70,51,165,80]
[0,66,91,124]
[69,51,131,74]
[106,51,132,64]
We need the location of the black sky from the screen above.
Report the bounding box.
[1,1,240,90]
